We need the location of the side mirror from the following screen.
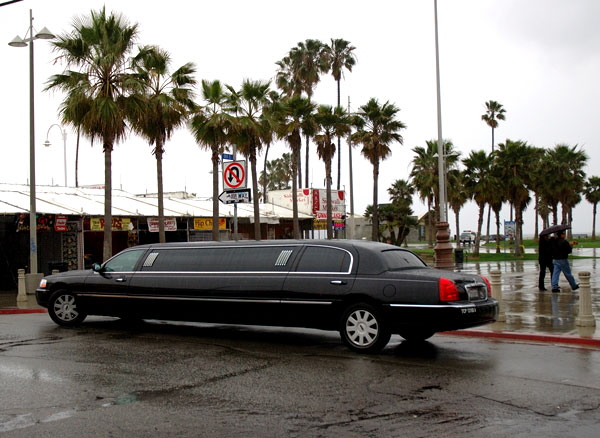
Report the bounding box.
[92,263,103,273]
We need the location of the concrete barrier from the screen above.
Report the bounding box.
[17,269,27,302]
[576,271,596,327]
[491,270,505,322]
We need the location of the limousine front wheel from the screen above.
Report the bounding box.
[48,291,87,327]
[340,303,391,354]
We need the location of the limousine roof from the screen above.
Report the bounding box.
[127,239,419,275]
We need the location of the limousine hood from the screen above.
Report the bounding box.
[45,269,94,281]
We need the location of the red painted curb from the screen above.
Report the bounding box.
[0,308,47,315]
[442,330,600,347]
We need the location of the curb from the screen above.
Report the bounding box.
[0,308,47,315]
[442,330,600,347]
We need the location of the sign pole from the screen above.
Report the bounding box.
[233,147,238,241]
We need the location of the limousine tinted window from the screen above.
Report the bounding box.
[104,249,146,272]
[380,249,427,270]
[141,246,296,272]
[295,246,351,273]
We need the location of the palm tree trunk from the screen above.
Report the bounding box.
[495,209,501,253]
[593,203,597,240]
[455,209,461,248]
[75,127,80,187]
[336,78,341,191]
[371,161,379,242]
[304,134,310,188]
[474,203,484,257]
[326,159,333,240]
[250,152,261,240]
[291,140,300,239]
[427,197,433,248]
[485,206,491,243]
[156,143,166,244]
[262,144,270,202]
[514,205,523,257]
[297,140,303,189]
[212,150,220,241]
[103,144,113,262]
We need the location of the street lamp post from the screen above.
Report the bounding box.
[44,124,68,186]
[8,9,54,275]
[433,0,453,269]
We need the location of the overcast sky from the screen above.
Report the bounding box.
[1,0,598,236]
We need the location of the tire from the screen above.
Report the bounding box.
[399,327,435,342]
[339,303,391,354]
[48,290,87,327]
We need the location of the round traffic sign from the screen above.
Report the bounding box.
[223,161,246,189]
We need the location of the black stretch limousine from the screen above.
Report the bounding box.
[36,240,498,353]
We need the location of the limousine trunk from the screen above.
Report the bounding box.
[37,240,498,353]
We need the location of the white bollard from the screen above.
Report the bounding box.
[491,270,505,322]
[576,272,596,327]
[17,269,28,302]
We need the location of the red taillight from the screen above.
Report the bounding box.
[480,276,492,297]
[439,278,459,301]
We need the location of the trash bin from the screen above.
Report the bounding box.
[48,261,68,273]
[454,248,464,264]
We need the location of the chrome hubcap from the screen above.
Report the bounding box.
[346,309,378,347]
[54,295,78,321]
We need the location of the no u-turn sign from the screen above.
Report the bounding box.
[223,160,247,189]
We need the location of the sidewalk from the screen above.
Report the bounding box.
[1,257,598,346]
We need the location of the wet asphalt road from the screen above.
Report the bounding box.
[1,314,599,437]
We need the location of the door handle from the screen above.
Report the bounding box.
[330,280,347,285]
[115,278,127,283]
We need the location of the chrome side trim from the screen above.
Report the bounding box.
[387,303,477,309]
[78,293,332,306]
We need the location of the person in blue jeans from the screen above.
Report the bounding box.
[551,230,579,292]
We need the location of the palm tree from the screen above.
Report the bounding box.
[260,153,293,192]
[410,139,459,247]
[130,45,196,243]
[313,105,351,239]
[481,100,506,152]
[481,100,506,241]
[277,40,328,188]
[272,95,316,239]
[189,80,231,241]
[495,139,535,256]
[323,38,357,189]
[584,176,600,240]
[447,169,469,248]
[47,7,139,261]
[463,150,494,257]
[488,158,506,253]
[388,179,415,246]
[352,98,406,242]
[227,79,274,240]
[546,144,588,230]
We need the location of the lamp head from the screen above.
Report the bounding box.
[43,140,51,147]
[35,27,55,40]
[8,36,27,48]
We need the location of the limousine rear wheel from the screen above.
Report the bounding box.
[340,303,391,354]
[48,290,87,327]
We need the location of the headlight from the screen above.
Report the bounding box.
[39,279,47,288]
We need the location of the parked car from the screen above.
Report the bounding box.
[36,240,498,353]
[459,231,477,244]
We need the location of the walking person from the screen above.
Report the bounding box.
[538,234,554,291]
[551,230,579,292]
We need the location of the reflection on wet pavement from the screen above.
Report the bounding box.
[457,257,599,339]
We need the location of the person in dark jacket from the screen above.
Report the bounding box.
[551,230,579,292]
[538,234,554,291]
